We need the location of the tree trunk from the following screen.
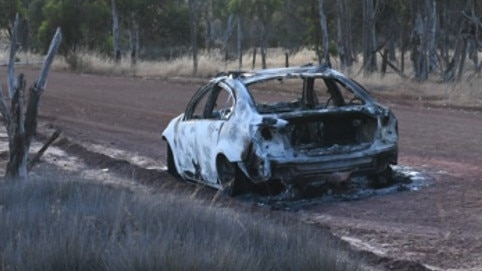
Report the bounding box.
[381,48,388,76]
[8,14,19,99]
[456,37,468,81]
[252,48,257,69]
[2,27,62,181]
[411,12,427,81]
[260,46,267,69]
[427,0,438,72]
[362,0,378,75]
[258,22,268,69]
[129,16,139,66]
[463,0,481,76]
[237,16,242,70]
[6,75,28,180]
[317,0,330,64]
[336,0,353,71]
[188,0,199,75]
[443,15,474,82]
[111,0,121,62]
[411,0,437,82]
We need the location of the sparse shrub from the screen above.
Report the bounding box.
[65,51,83,71]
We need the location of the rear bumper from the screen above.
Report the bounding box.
[273,148,397,185]
[242,145,397,185]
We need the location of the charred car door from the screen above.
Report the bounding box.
[177,82,235,183]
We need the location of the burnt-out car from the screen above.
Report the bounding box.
[162,64,398,195]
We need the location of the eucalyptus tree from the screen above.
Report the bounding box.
[250,0,282,68]
[228,0,246,69]
[35,0,109,54]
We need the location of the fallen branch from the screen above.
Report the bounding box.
[378,50,408,79]
[27,129,62,171]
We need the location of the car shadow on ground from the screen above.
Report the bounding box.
[238,165,433,211]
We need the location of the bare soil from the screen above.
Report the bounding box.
[5,67,482,270]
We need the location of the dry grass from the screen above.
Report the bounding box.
[56,48,482,108]
[48,48,318,78]
[355,72,482,108]
[0,174,364,271]
[2,48,481,107]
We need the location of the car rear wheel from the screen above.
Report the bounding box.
[369,166,393,188]
[217,156,250,196]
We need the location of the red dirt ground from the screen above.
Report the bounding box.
[6,67,482,270]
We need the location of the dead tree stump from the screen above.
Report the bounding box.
[0,16,62,181]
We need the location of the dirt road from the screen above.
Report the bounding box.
[8,67,482,270]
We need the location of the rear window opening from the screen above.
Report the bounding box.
[247,76,364,114]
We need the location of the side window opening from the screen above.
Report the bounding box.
[333,80,365,106]
[184,83,235,121]
[209,85,235,120]
[321,78,364,107]
[187,87,211,120]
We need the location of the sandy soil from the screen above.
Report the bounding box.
[4,66,482,270]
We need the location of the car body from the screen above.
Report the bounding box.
[162,64,398,195]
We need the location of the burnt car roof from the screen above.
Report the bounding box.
[219,63,331,82]
[217,64,375,105]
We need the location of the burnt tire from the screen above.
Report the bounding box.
[167,144,182,180]
[216,156,251,196]
[369,166,394,188]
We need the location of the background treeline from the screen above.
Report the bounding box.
[0,0,481,81]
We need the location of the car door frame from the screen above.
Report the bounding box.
[177,81,236,183]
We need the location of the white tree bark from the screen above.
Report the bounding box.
[38,28,62,90]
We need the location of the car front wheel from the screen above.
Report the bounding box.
[167,144,181,180]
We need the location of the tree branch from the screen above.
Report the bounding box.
[27,129,62,171]
[26,28,62,157]
[37,27,62,91]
